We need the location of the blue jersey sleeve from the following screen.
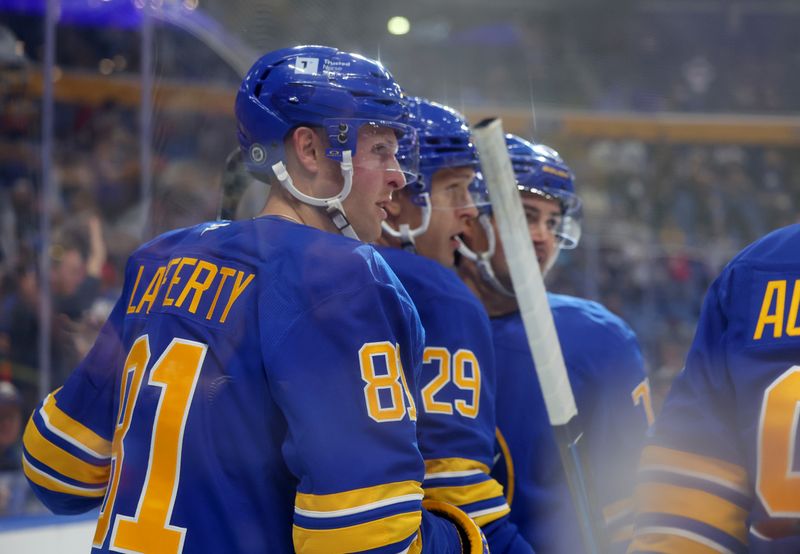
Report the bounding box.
[545,298,648,552]
[571,309,650,551]
[414,295,530,553]
[375,247,529,553]
[21,279,129,514]
[263,262,479,553]
[490,298,647,554]
[628,274,751,554]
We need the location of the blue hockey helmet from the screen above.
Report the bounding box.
[458,135,581,291]
[504,134,582,249]
[235,45,418,185]
[406,97,478,205]
[382,97,479,249]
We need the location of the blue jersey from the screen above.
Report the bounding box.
[22,217,471,554]
[629,224,800,554]
[490,293,649,554]
[377,247,532,554]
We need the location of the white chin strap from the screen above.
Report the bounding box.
[381,192,432,253]
[271,150,360,241]
[457,214,515,298]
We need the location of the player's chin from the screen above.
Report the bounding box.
[353,217,381,243]
[440,245,458,268]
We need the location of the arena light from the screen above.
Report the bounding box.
[183,0,199,9]
[387,16,410,36]
[99,58,114,75]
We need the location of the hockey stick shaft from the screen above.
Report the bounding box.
[217,148,245,221]
[472,118,605,554]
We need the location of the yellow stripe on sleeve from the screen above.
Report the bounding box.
[23,418,109,485]
[468,503,511,527]
[495,427,515,506]
[424,477,505,507]
[640,446,749,493]
[423,457,510,526]
[294,480,422,513]
[424,457,490,476]
[425,477,511,526]
[293,511,421,554]
[407,532,423,554]
[22,455,106,498]
[603,496,633,526]
[628,526,735,553]
[636,482,748,544]
[42,393,112,459]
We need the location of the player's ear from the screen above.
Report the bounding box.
[288,126,322,173]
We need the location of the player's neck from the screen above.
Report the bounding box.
[260,190,339,235]
[480,285,519,317]
[374,233,399,249]
[458,261,518,317]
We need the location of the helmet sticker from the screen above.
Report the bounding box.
[322,58,353,76]
[294,57,319,75]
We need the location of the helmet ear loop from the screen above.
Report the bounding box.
[325,151,359,240]
[456,214,514,298]
[272,150,359,240]
[380,192,432,253]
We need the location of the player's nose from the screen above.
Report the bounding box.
[385,157,406,190]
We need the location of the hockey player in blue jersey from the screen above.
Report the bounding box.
[21,46,488,553]
[376,99,534,553]
[457,134,650,553]
[628,225,800,553]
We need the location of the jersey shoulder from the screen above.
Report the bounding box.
[715,223,800,353]
[126,218,414,339]
[548,292,638,346]
[375,246,477,305]
[725,223,800,271]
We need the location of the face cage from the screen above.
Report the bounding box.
[555,214,581,250]
[324,118,420,187]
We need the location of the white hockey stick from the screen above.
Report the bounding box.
[472,118,606,554]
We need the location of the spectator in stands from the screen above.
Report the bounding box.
[0,381,21,472]
[0,380,32,516]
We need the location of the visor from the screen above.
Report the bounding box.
[323,118,419,186]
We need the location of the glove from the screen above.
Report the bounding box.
[423,499,490,554]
